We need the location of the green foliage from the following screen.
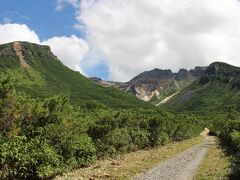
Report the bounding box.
[0,61,204,179]
[167,62,240,113]
[129,128,150,150]
[209,108,240,178]
[88,108,203,158]
[60,135,96,167]
[105,128,131,153]
[0,136,62,179]
[0,77,97,179]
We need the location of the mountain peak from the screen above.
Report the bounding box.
[205,61,239,75]
[175,69,190,81]
[131,69,174,83]
[0,41,59,69]
[200,62,240,85]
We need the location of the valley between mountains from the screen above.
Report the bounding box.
[0,41,239,180]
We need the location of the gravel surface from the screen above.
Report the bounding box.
[133,136,215,180]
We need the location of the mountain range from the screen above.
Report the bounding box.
[90,67,207,105]
[1,41,240,113]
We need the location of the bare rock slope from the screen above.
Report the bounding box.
[90,67,206,105]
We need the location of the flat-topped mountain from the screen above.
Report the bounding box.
[0,41,152,108]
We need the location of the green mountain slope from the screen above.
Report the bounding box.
[166,62,240,113]
[0,41,152,108]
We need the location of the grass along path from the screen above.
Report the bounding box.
[194,138,231,180]
[55,136,204,180]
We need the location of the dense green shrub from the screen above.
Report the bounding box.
[129,128,150,150]
[60,135,96,167]
[105,128,131,153]
[0,136,62,179]
[209,107,240,178]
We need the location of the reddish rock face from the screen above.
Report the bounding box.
[13,41,30,68]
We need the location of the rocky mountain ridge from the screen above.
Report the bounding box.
[91,66,207,105]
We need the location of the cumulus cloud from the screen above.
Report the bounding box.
[42,35,89,75]
[0,23,88,75]
[74,0,240,81]
[0,23,40,44]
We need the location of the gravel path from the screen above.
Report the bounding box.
[133,136,215,180]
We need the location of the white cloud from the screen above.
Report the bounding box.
[0,23,89,75]
[56,0,65,11]
[55,0,80,11]
[42,35,89,75]
[75,0,240,81]
[0,23,40,44]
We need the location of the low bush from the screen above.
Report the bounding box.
[210,107,240,178]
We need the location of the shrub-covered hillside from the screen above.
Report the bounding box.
[0,41,152,109]
[0,77,205,179]
[166,62,240,113]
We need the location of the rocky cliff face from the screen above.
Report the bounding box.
[199,62,240,88]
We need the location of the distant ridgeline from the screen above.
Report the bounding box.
[90,67,207,106]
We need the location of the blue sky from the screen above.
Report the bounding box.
[1,0,240,81]
[0,0,109,79]
[0,0,80,39]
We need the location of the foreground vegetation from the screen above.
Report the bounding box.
[209,107,240,179]
[0,76,205,179]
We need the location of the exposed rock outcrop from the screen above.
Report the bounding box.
[13,41,30,68]
[90,66,207,105]
[119,67,206,104]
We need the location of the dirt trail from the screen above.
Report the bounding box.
[13,41,30,68]
[133,129,214,180]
